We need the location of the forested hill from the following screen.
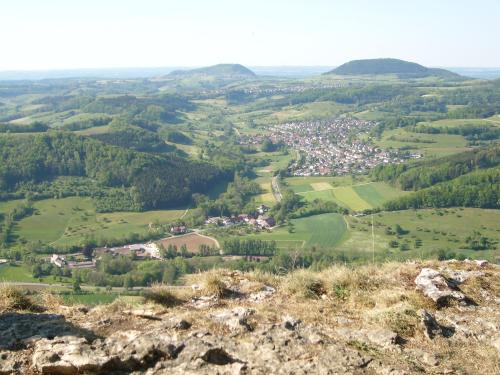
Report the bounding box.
[327,58,461,78]
[383,167,500,210]
[371,146,500,190]
[0,133,226,210]
[169,64,256,78]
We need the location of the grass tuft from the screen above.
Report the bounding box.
[144,283,184,307]
[0,284,39,312]
[283,270,325,299]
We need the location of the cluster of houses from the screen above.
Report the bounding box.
[197,82,349,98]
[50,254,96,270]
[238,81,348,96]
[205,205,276,230]
[245,118,415,176]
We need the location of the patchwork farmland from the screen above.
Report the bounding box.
[285,177,407,211]
[156,233,220,253]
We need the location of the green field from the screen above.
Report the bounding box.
[241,213,348,249]
[0,264,39,282]
[61,293,120,305]
[2,197,186,246]
[287,177,406,211]
[331,186,372,211]
[376,128,469,158]
[337,208,500,261]
[353,182,409,207]
[417,116,500,128]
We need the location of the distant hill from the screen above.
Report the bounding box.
[169,64,256,78]
[327,58,462,78]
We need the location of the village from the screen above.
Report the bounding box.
[242,118,419,176]
[49,205,276,271]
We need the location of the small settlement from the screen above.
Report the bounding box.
[49,204,278,271]
[204,204,276,229]
[240,118,420,176]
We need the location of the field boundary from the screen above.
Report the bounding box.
[296,181,373,195]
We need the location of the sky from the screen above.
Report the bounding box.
[1,0,499,71]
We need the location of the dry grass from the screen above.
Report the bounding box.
[0,283,39,312]
[186,269,230,298]
[282,269,326,299]
[143,283,185,307]
[39,290,64,311]
[245,269,280,288]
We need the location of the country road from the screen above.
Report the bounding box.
[272,176,283,202]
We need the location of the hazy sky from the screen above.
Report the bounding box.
[1,0,499,71]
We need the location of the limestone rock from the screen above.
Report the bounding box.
[335,327,401,350]
[443,269,484,284]
[31,331,181,374]
[212,307,254,332]
[420,309,444,339]
[164,317,192,330]
[415,268,466,305]
[282,315,301,330]
[0,351,20,375]
[248,285,276,302]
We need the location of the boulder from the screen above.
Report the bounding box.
[415,268,466,305]
[212,307,254,333]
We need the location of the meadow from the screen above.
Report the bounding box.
[376,128,469,158]
[285,176,406,211]
[235,213,348,249]
[1,197,186,247]
[338,208,500,261]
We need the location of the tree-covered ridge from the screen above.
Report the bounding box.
[0,132,226,209]
[169,64,256,78]
[90,125,176,153]
[371,146,500,190]
[383,167,500,210]
[328,58,461,78]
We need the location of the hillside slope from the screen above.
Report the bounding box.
[327,58,461,78]
[1,260,498,374]
[169,63,256,78]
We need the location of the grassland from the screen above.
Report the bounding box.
[375,128,469,158]
[233,213,348,249]
[254,151,295,204]
[0,264,39,283]
[270,101,351,122]
[416,116,500,128]
[337,208,500,262]
[285,177,406,211]
[1,197,186,246]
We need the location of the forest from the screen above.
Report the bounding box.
[383,167,500,210]
[371,146,500,190]
[0,132,227,210]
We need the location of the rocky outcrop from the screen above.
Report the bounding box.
[415,268,467,305]
[0,261,498,375]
